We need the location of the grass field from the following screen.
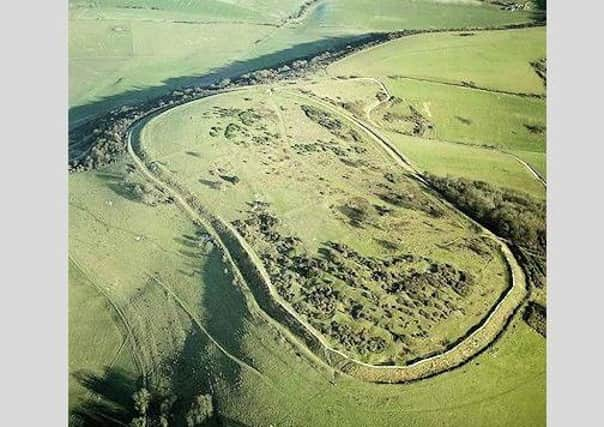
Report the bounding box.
[69,158,544,426]
[69,161,245,414]
[70,3,546,425]
[375,78,545,152]
[325,27,546,195]
[298,74,545,191]
[68,257,128,411]
[512,149,547,177]
[225,314,545,427]
[329,27,546,95]
[385,134,545,197]
[69,0,537,126]
[139,87,513,367]
[291,0,536,34]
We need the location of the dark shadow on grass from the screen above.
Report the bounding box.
[174,236,202,249]
[168,244,259,425]
[70,366,234,426]
[70,367,141,426]
[69,34,373,127]
[91,170,143,204]
[199,179,223,190]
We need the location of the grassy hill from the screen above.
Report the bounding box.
[69,3,546,425]
[326,27,546,195]
[69,0,537,126]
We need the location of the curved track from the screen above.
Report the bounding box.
[343,76,547,188]
[122,83,529,383]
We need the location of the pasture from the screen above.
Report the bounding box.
[69,3,546,425]
[69,161,243,414]
[325,27,546,194]
[329,27,546,95]
[385,134,545,197]
[69,158,544,426]
[69,0,537,125]
[139,87,512,366]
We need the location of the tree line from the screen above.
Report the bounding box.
[426,174,546,289]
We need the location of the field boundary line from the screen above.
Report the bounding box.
[508,153,546,186]
[145,273,271,383]
[328,76,547,188]
[69,256,148,385]
[326,24,545,78]
[125,113,340,381]
[374,74,544,99]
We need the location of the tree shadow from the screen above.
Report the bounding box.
[71,363,246,426]
[199,179,223,190]
[70,367,141,426]
[89,169,143,204]
[69,33,373,128]
[71,237,257,425]
[168,242,259,425]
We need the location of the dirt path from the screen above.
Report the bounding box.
[145,273,272,384]
[338,76,547,188]
[268,88,288,138]
[69,256,148,384]
[509,153,546,187]
[345,76,393,125]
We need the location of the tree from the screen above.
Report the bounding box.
[186,394,214,427]
[130,417,146,427]
[132,388,152,416]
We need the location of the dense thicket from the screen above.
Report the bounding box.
[72,368,217,427]
[426,175,546,288]
[524,302,546,337]
[128,388,214,427]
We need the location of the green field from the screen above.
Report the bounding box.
[70,2,546,425]
[69,159,544,426]
[69,0,537,125]
[329,27,546,95]
[375,78,545,152]
[303,0,536,32]
[384,134,545,197]
[326,27,546,195]
[139,87,514,367]
[68,257,130,411]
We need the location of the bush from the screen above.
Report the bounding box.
[427,175,546,289]
[523,302,546,336]
[186,394,214,427]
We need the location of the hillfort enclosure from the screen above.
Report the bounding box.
[69,1,546,425]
